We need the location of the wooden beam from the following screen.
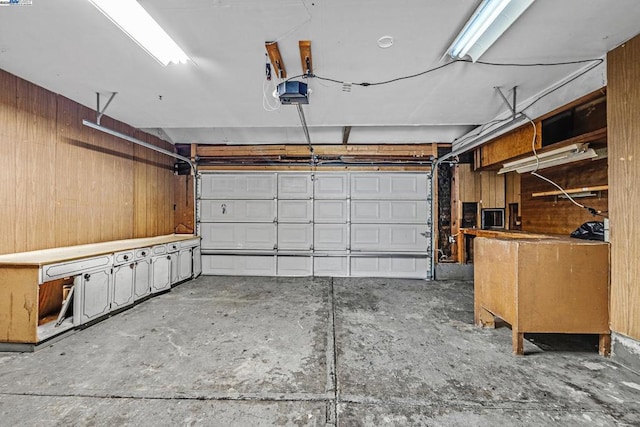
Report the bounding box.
[265,42,286,78]
[531,185,608,198]
[298,40,312,74]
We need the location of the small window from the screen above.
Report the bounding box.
[481,208,505,230]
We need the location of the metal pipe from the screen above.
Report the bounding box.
[82,119,198,236]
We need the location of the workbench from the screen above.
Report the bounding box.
[473,235,610,356]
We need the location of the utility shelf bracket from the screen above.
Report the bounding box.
[96,92,117,125]
[495,86,518,120]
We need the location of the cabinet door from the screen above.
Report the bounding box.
[112,263,134,310]
[76,268,112,324]
[192,246,202,278]
[169,252,179,285]
[151,256,171,293]
[133,260,151,301]
[178,248,193,281]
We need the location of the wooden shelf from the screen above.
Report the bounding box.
[532,185,608,198]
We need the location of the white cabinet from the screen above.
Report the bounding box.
[112,263,134,310]
[192,246,202,278]
[133,248,151,301]
[151,258,171,294]
[178,248,193,281]
[74,267,112,324]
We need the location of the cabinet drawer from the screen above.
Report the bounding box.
[114,251,134,265]
[179,238,200,248]
[167,242,180,253]
[152,245,167,256]
[135,248,151,260]
[42,255,113,282]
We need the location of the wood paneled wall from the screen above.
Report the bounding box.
[0,69,175,255]
[478,121,542,169]
[520,159,608,235]
[608,34,640,340]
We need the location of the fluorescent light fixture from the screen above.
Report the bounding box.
[497,143,598,174]
[88,0,189,66]
[447,0,534,62]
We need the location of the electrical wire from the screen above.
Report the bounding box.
[524,115,606,218]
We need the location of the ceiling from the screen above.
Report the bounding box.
[0,0,639,145]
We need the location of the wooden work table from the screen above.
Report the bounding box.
[473,234,610,356]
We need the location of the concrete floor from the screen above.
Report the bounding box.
[1,276,639,426]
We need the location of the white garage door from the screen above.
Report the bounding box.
[199,171,432,279]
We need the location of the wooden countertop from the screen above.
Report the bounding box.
[461,228,607,245]
[0,234,199,267]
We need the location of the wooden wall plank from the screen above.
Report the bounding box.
[520,159,608,235]
[15,78,58,252]
[0,70,17,255]
[479,121,542,169]
[608,34,640,339]
[0,70,176,255]
[479,171,505,209]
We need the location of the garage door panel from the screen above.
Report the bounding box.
[201,223,276,250]
[351,200,427,223]
[351,224,426,252]
[314,224,348,250]
[314,173,348,199]
[202,255,275,276]
[315,200,347,223]
[277,256,312,276]
[278,200,312,222]
[200,200,275,222]
[350,256,428,278]
[314,256,348,277]
[201,173,276,199]
[278,224,313,250]
[278,174,312,199]
[351,173,427,199]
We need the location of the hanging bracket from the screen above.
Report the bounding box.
[495,86,518,120]
[96,92,117,125]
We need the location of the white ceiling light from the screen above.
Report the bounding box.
[446,0,534,62]
[497,143,598,174]
[88,0,189,66]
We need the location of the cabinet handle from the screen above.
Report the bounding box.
[167,255,171,260]
[141,252,146,256]
[123,255,129,260]
[84,273,90,281]
[129,263,135,269]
